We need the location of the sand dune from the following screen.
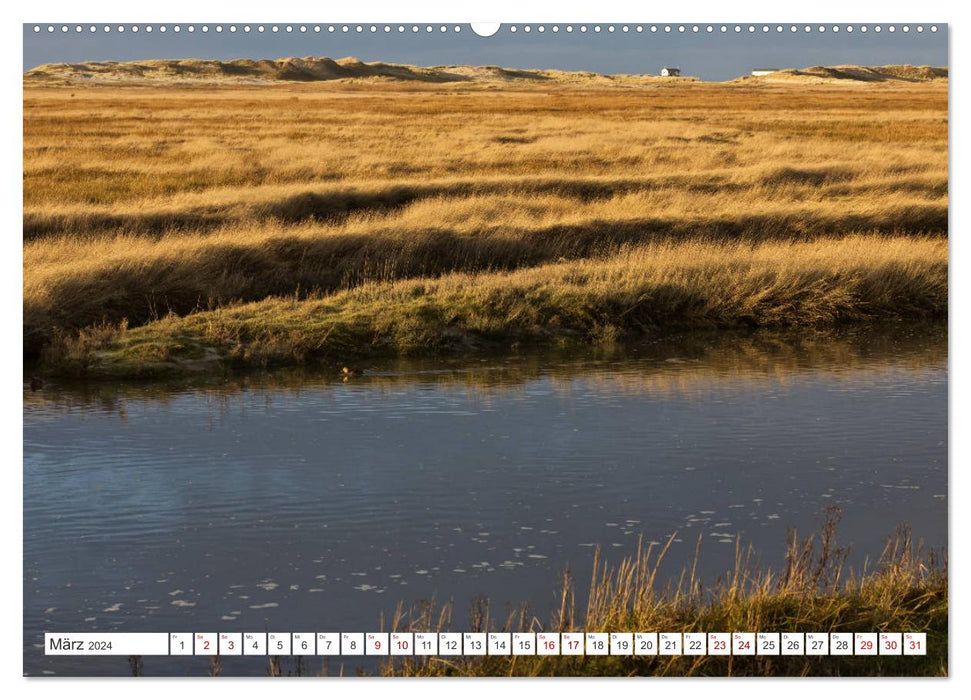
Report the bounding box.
[24,56,690,86]
[24,57,946,86]
[742,64,947,84]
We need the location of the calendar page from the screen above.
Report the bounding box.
[21,9,948,681]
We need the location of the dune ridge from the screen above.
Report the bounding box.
[24,55,685,85]
[742,64,948,84]
[24,57,947,86]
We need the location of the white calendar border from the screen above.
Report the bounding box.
[6,0,960,698]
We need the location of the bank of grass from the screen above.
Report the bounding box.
[28,322,946,412]
[23,192,946,354]
[39,235,946,379]
[378,514,947,677]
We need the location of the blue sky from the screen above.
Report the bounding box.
[23,23,947,82]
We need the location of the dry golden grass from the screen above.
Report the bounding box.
[43,235,946,377]
[22,82,948,374]
[24,84,947,206]
[379,512,947,677]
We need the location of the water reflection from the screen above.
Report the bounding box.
[23,323,947,676]
[25,323,947,410]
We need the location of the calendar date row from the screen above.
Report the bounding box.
[46,631,926,657]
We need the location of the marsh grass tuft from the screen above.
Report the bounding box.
[380,510,947,677]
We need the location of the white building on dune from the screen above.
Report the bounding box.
[751,68,779,77]
[660,67,681,77]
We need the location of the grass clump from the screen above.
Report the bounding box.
[379,511,946,677]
